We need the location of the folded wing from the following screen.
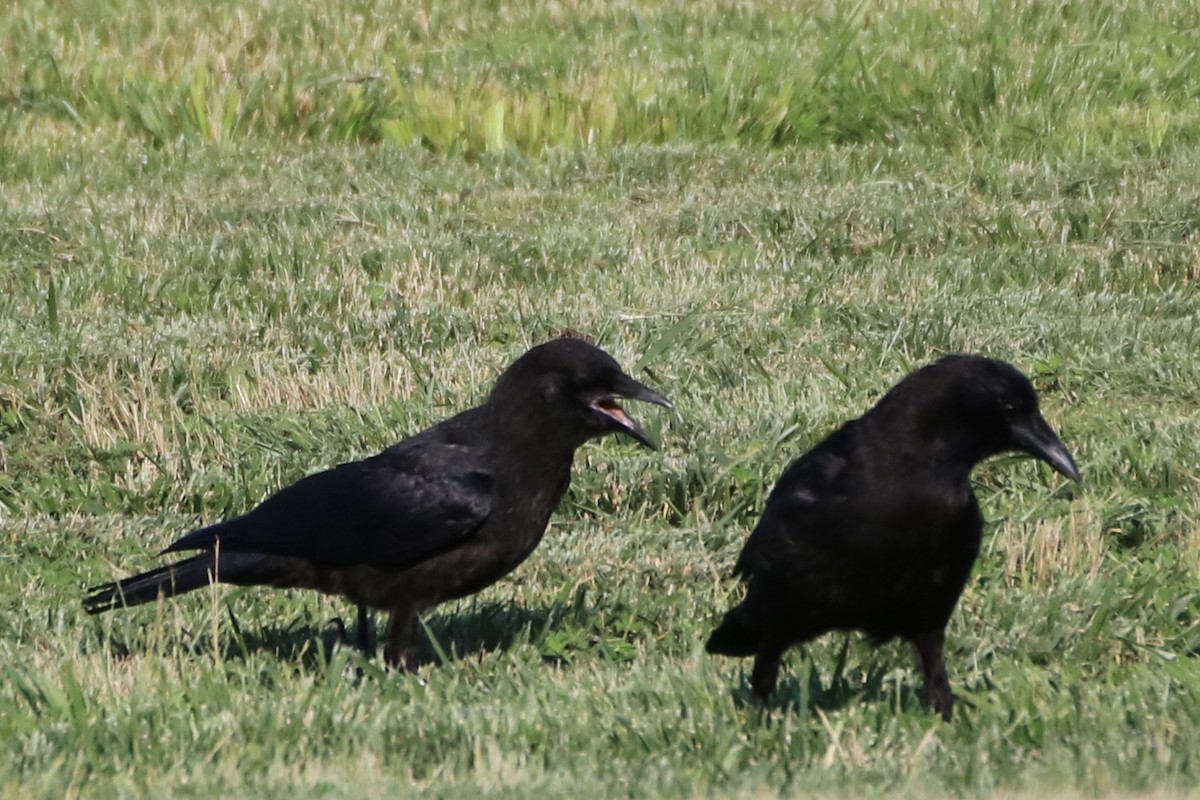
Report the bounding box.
[164,444,493,571]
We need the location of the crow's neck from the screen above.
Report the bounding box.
[866,404,1005,478]
[485,406,583,474]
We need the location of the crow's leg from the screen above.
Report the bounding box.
[912,628,953,722]
[750,642,787,701]
[355,605,374,657]
[383,610,420,671]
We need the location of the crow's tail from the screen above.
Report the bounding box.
[82,552,267,614]
[705,605,762,657]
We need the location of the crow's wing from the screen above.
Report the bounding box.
[163,443,492,570]
[734,418,966,581]
[732,431,854,579]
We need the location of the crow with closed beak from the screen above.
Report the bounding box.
[706,355,1080,720]
[84,337,671,669]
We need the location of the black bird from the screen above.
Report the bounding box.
[84,338,671,668]
[705,355,1080,720]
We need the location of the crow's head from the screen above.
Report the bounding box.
[490,337,673,449]
[886,355,1081,481]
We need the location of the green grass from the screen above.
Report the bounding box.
[6,0,1200,155]
[2,0,1199,797]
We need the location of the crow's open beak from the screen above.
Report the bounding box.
[591,377,673,450]
[1011,413,1081,482]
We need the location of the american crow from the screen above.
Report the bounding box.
[84,338,671,668]
[705,355,1080,720]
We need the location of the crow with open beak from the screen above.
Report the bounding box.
[84,337,672,669]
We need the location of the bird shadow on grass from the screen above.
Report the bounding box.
[89,601,571,676]
[230,601,571,674]
[419,602,570,666]
[728,638,938,719]
[86,610,356,674]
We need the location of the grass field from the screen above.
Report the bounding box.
[2,0,1199,796]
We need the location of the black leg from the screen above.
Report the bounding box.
[912,629,954,721]
[355,604,374,656]
[751,644,785,701]
[383,611,420,671]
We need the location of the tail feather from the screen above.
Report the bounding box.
[83,551,306,614]
[705,605,762,657]
[83,554,220,614]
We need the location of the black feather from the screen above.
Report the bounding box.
[83,338,670,670]
[706,354,1080,721]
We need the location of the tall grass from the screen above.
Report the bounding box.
[5,0,1200,155]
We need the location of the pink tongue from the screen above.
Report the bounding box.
[597,399,632,426]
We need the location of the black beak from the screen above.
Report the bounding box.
[592,376,673,450]
[1011,413,1081,482]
